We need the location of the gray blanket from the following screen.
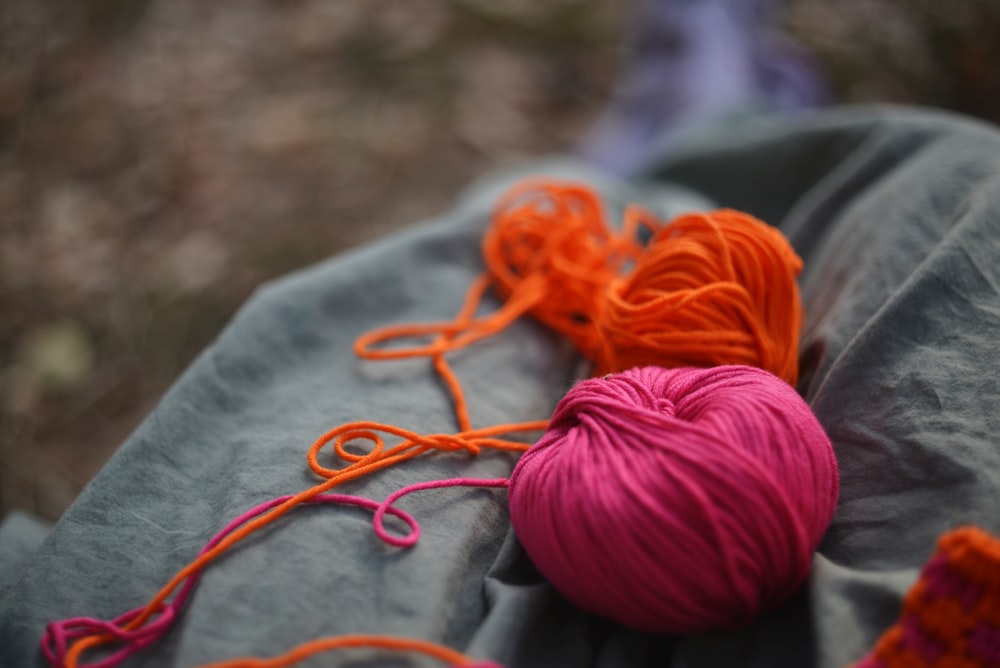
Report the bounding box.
[2,105,999,667]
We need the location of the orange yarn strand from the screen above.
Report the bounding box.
[354,274,543,361]
[200,634,482,668]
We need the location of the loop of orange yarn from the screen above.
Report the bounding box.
[600,209,803,383]
[305,419,545,480]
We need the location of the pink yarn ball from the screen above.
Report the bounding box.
[508,365,839,634]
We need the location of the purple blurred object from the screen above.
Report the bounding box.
[578,0,828,174]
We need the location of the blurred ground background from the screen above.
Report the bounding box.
[1,0,999,523]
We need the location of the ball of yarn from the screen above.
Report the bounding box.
[601,210,803,384]
[508,365,838,634]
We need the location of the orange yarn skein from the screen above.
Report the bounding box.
[600,209,803,383]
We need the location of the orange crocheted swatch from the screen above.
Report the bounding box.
[855,526,1000,668]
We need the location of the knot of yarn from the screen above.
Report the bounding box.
[43,607,174,668]
[508,365,839,634]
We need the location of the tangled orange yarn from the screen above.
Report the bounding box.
[359,180,804,385]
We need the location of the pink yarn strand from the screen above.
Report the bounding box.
[373,478,510,547]
[41,494,419,668]
[43,479,512,667]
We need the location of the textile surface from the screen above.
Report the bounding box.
[1,106,999,668]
